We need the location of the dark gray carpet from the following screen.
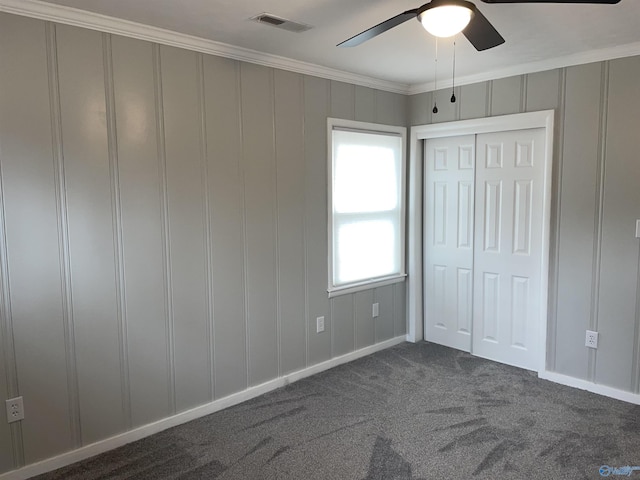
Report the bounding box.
[34,342,640,480]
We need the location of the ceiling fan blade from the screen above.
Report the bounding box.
[481,0,620,3]
[462,7,505,51]
[337,9,418,47]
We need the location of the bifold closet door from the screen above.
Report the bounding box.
[472,128,546,371]
[423,135,475,352]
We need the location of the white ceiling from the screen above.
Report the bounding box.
[10,0,640,92]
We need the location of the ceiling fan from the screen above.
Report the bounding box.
[338,0,621,52]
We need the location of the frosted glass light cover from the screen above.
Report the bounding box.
[420,5,472,38]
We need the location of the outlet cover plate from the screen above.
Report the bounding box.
[585,330,598,349]
[316,316,325,333]
[6,396,24,423]
[372,303,379,318]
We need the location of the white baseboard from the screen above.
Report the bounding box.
[0,336,406,480]
[539,370,640,406]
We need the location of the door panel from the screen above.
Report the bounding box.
[472,128,546,370]
[424,135,475,352]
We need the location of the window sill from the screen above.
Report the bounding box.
[327,274,407,298]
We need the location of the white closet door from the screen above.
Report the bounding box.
[472,128,546,371]
[424,135,475,352]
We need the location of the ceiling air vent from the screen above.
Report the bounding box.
[250,13,312,33]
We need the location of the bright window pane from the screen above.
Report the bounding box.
[336,221,396,284]
[334,144,397,213]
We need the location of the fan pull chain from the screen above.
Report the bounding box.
[433,37,438,114]
[451,39,457,103]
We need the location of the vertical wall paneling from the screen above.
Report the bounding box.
[46,22,80,456]
[409,92,431,126]
[111,35,170,427]
[525,70,560,112]
[331,295,355,358]
[152,43,177,415]
[240,63,279,386]
[553,63,601,379]
[520,75,528,112]
[330,81,355,121]
[355,86,375,123]
[485,81,493,117]
[394,283,407,337]
[196,53,215,401]
[304,75,331,366]
[102,33,131,430]
[273,72,282,380]
[203,55,248,398]
[491,76,523,116]
[160,45,210,411]
[376,91,408,126]
[459,82,488,120]
[56,24,125,445]
[274,69,306,375]
[374,286,395,343]
[589,62,609,382]
[355,290,375,350]
[544,67,566,371]
[595,57,640,390]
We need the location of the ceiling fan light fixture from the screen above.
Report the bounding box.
[418,3,473,38]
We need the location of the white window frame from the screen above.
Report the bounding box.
[327,118,407,298]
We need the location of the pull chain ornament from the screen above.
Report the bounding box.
[433,37,439,114]
[451,39,457,103]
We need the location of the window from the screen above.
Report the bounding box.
[328,119,407,297]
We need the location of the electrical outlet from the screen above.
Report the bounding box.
[5,396,24,423]
[585,330,598,349]
[316,316,325,333]
[372,303,379,318]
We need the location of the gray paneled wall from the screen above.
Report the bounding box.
[410,57,640,394]
[0,13,407,474]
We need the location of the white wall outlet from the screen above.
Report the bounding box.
[635,219,640,239]
[316,316,325,333]
[585,330,599,349]
[6,396,24,423]
[372,303,379,318]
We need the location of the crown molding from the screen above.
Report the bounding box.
[0,0,411,95]
[408,40,640,95]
